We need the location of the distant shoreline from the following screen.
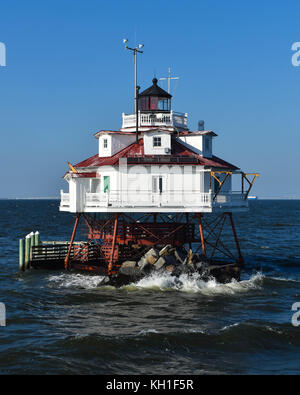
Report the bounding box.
[0,197,60,200]
[0,197,299,201]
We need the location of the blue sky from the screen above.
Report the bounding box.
[0,0,300,198]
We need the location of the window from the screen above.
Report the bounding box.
[103,138,108,149]
[158,99,169,111]
[152,176,163,193]
[153,136,161,147]
[150,97,158,110]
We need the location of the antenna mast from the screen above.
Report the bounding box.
[123,39,144,144]
[159,66,179,94]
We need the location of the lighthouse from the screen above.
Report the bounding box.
[59,48,258,281]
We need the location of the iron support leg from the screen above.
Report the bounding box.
[227,212,244,267]
[108,213,119,276]
[196,213,206,257]
[64,213,81,270]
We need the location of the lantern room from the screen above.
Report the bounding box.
[138,78,172,112]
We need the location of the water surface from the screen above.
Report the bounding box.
[0,200,299,374]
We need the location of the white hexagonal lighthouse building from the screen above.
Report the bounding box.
[59,61,257,278]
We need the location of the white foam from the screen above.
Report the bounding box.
[46,271,264,295]
[138,329,159,336]
[220,322,241,331]
[129,272,264,295]
[48,273,105,289]
[270,276,300,283]
[265,326,283,335]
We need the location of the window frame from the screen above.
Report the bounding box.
[153,136,162,147]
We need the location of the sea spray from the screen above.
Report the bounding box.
[48,273,106,289]
[47,271,264,295]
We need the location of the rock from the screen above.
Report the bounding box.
[159,245,172,256]
[145,248,159,258]
[174,247,186,265]
[165,254,180,266]
[174,251,183,264]
[172,264,191,276]
[141,263,152,274]
[119,266,141,276]
[137,257,152,273]
[212,268,239,284]
[145,248,159,265]
[154,256,166,270]
[147,255,157,265]
[98,276,111,286]
[137,257,147,267]
[110,267,143,287]
[194,261,210,276]
[121,261,137,268]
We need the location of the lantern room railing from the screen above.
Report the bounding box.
[121,110,188,129]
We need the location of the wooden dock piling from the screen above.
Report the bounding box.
[25,235,31,270]
[30,232,35,261]
[34,231,40,246]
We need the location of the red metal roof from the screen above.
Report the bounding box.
[94,130,136,137]
[74,138,238,170]
[75,172,97,178]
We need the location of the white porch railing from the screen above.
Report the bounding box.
[60,189,248,211]
[122,111,188,129]
[214,191,247,206]
[84,191,248,210]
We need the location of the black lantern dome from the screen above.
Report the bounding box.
[138,78,172,112]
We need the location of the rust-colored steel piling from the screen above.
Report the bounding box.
[108,213,119,276]
[196,213,206,257]
[227,212,244,267]
[64,213,81,270]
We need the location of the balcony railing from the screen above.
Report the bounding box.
[60,191,70,208]
[214,191,248,206]
[83,191,248,210]
[85,191,211,209]
[122,111,188,129]
[60,189,248,212]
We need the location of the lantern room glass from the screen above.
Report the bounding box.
[139,97,170,111]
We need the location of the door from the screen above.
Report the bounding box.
[104,176,110,193]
